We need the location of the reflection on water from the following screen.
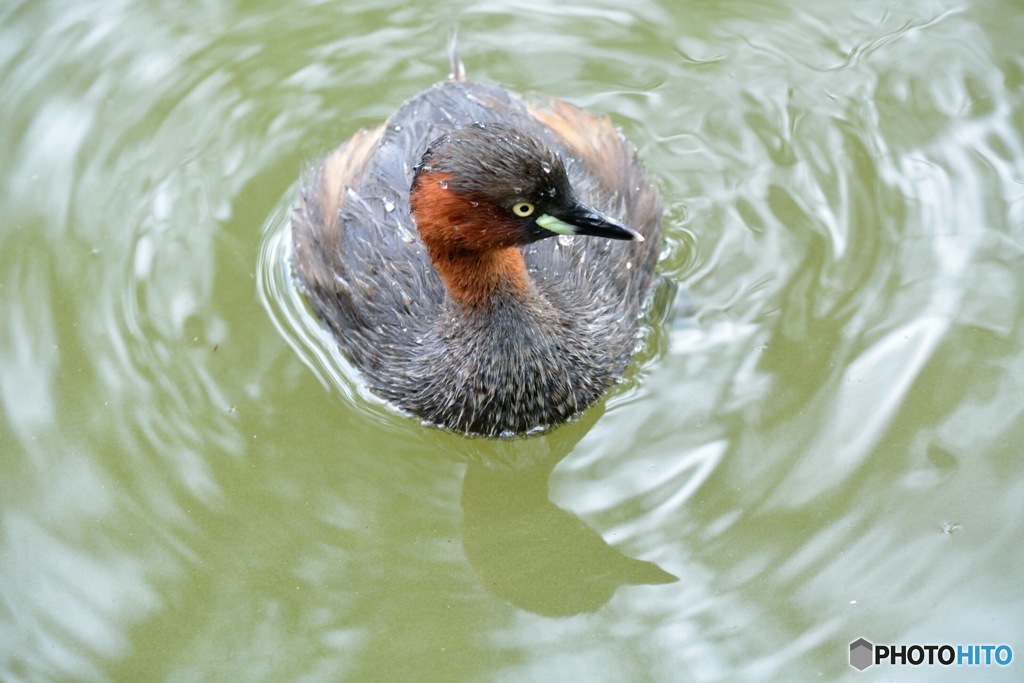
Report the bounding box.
[2,0,1023,680]
[461,441,678,617]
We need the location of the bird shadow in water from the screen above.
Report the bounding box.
[456,418,678,617]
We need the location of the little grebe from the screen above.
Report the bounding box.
[292,45,663,437]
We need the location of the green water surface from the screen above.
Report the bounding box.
[2,0,1022,681]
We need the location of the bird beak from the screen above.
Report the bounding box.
[536,202,644,242]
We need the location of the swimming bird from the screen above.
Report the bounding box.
[292,43,663,437]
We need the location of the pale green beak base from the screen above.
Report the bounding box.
[536,214,577,235]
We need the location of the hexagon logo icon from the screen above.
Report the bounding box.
[849,638,874,671]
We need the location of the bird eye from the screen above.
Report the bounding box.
[512,202,535,217]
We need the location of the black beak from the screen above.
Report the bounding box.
[537,202,645,242]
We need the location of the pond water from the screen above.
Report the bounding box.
[2,0,1022,680]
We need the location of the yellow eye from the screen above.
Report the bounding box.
[512,202,535,217]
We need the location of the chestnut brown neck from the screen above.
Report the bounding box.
[411,171,532,308]
[426,246,531,307]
